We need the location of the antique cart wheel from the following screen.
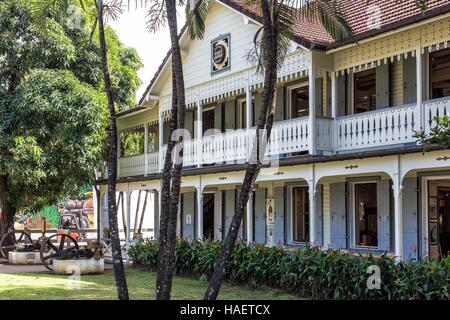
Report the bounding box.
[40,234,79,271]
[0,231,33,260]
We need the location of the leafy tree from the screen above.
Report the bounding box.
[0,1,141,300]
[415,115,450,149]
[32,0,137,300]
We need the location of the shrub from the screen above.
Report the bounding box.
[128,239,450,300]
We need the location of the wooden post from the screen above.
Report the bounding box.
[394,156,404,261]
[197,188,204,241]
[144,123,149,176]
[331,72,338,154]
[308,59,317,156]
[308,165,316,245]
[416,47,424,130]
[158,111,164,172]
[246,191,253,244]
[245,84,253,162]
[197,100,203,167]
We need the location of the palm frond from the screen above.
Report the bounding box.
[185,0,210,40]
[103,0,124,21]
[145,0,167,33]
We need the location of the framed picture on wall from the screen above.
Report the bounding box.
[211,34,231,75]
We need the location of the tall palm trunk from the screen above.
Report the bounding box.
[0,175,15,244]
[204,0,278,300]
[156,0,187,300]
[156,69,178,298]
[97,0,129,300]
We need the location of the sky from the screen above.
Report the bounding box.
[109,6,186,103]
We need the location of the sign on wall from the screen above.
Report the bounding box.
[211,34,231,74]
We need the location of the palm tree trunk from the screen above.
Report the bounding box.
[203,0,278,300]
[156,68,178,298]
[0,175,15,243]
[156,0,187,300]
[97,0,129,300]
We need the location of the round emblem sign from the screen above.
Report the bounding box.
[213,44,227,65]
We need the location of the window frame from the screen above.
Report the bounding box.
[287,81,309,120]
[349,180,380,250]
[352,68,377,114]
[288,185,310,245]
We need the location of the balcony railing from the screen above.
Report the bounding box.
[117,97,450,178]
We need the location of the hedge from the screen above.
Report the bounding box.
[128,239,450,300]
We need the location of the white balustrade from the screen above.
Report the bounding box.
[146,152,160,175]
[120,98,450,176]
[267,117,310,156]
[336,104,420,151]
[424,97,450,133]
[119,154,145,177]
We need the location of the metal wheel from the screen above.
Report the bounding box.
[39,234,79,271]
[0,231,32,260]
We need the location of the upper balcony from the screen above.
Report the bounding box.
[116,45,450,178]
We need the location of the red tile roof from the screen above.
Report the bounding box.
[222,0,450,49]
[139,0,450,105]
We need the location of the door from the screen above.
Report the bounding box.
[428,181,450,258]
[203,193,215,240]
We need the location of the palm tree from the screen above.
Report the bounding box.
[31,0,129,300]
[187,0,353,300]
[141,0,187,300]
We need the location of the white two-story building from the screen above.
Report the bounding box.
[95,0,450,260]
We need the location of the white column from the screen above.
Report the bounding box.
[196,189,204,240]
[153,190,160,239]
[308,165,316,245]
[416,47,424,130]
[308,63,317,155]
[126,190,132,246]
[144,123,149,176]
[158,111,164,172]
[246,191,254,244]
[331,72,338,154]
[196,101,203,167]
[246,84,253,161]
[393,157,404,261]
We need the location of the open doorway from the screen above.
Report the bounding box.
[203,193,215,240]
[428,180,450,258]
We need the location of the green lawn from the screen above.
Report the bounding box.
[0,267,300,300]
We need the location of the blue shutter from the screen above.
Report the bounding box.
[376,63,390,109]
[337,74,347,116]
[224,100,235,130]
[235,189,244,241]
[402,177,419,260]
[315,185,323,246]
[254,188,266,244]
[275,86,285,122]
[224,189,235,237]
[213,191,223,241]
[254,92,262,126]
[185,110,194,138]
[274,187,285,245]
[214,104,223,132]
[315,78,323,116]
[403,58,417,104]
[377,180,391,252]
[182,192,195,241]
[330,182,347,249]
